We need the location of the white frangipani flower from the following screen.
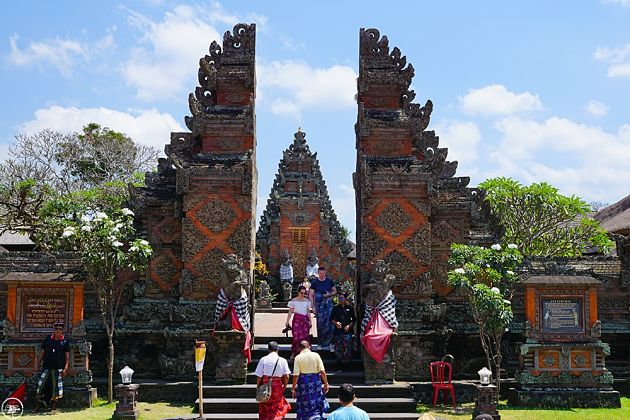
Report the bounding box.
[121,208,134,216]
[490,287,501,294]
[140,240,149,246]
[508,244,518,249]
[112,240,123,247]
[61,230,74,238]
[129,246,138,252]
[81,225,92,232]
[454,268,465,274]
[491,244,501,251]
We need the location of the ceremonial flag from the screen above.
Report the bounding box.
[195,341,206,372]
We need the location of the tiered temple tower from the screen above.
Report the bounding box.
[354,28,493,380]
[124,23,257,378]
[257,129,352,290]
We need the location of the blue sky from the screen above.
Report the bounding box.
[2,1,630,240]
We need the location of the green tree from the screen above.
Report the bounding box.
[0,126,157,242]
[478,177,612,257]
[448,243,523,394]
[60,208,152,403]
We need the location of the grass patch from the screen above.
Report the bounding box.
[416,397,630,420]
[17,400,195,420]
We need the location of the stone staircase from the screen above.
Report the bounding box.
[180,306,420,419]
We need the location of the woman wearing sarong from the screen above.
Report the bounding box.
[292,340,330,420]
[309,266,336,349]
[255,341,291,420]
[330,293,356,368]
[286,286,312,358]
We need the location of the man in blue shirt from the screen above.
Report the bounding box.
[308,266,336,350]
[327,383,369,420]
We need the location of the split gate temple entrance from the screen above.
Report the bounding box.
[124,22,491,384]
[1,19,628,418]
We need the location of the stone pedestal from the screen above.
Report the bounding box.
[473,384,500,420]
[213,331,248,384]
[113,384,139,420]
[363,348,395,384]
[256,298,272,310]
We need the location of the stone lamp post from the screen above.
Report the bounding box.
[473,367,500,420]
[113,366,139,420]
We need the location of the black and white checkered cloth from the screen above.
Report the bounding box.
[214,288,250,332]
[279,264,293,282]
[361,289,398,335]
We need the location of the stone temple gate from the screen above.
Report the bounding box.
[2,23,629,387]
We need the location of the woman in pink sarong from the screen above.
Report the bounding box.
[286,286,312,358]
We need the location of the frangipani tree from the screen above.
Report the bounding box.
[61,208,151,402]
[447,243,523,393]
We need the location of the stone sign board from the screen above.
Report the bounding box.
[540,298,583,333]
[511,275,621,408]
[0,272,91,392]
[1,272,83,340]
[524,275,598,343]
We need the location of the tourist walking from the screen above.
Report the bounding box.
[292,340,330,420]
[286,285,312,358]
[255,341,291,420]
[33,321,70,413]
[309,266,336,349]
[327,383,370,420]
[330,293,356,368]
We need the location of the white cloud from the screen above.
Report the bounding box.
[123,6,221,102]
[433,121,482,161]
[585,100,609,117]
[594,43,630,77]
[459,84,543,116]
[122,4,266,102]
[603,0,630,6]
[257,60,357,119]
[7,35,89,76]
[488,116,630,202]
[19,105,183,153]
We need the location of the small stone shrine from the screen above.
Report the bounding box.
[257,130,352,297]
[511,275,621,408]
[0,272,94,405]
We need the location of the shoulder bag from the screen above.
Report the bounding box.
[256,357,280,402]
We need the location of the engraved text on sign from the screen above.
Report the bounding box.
[23,295,67,330]
[541,298,582,332]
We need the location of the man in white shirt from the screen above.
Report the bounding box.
[254,341,292,419]
[255,341,291,383]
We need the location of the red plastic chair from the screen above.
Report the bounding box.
[429,361,456,409]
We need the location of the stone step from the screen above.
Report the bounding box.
[167,413,421,419]
[201,383,413,399]
[195,397,417,413]
[246,370,364,384]
[248,360,365,373]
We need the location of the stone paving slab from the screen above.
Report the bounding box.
[254,310,318,338]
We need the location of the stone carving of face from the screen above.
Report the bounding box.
[281,249,292,266]
[220,254,250,300]
[307,249,319,266]
[362,260,395,306]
